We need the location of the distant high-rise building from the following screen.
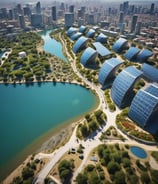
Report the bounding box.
[19,15,25,29]
[119,11,124,24]
[69,5,74,13]
[31,13,42,27]
[150,3,155,14]
[64,13,74,28]
[123,1,129,14]
[8,9,14,20]
[0,8,8,19]
[36,2,41,14]
[130,15,138,33]
[52,6,57,21]
[135,22,142,35]
[87,13,97,25]
[17,4,23,15]
[60,2,65,11]
[23,7,31,17]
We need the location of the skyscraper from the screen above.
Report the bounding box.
[135,22,142,35]
[31,13,42,27]
[69,5,74,13]
[19,15,26,29]
[17,4,23,15]
[150,3,155,14]
[119,11,124,24]
[52,6,57,21]
[64,13,74,28]
[130,15,138,33]
[36,2,41,14]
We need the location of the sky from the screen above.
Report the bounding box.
[0,0,158,7]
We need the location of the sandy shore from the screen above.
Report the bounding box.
[2,122,75,184]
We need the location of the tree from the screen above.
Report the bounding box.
[58,160,72,182]
[122,158,131,168]
[114,171,126,184]
[107,161,120,174]
[80,124,89,137]
[89,120,98,132]
[141,171,150,184]
[22,166,34,180]
[76,173,88,184]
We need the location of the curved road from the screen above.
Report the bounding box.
[34,32,158,184]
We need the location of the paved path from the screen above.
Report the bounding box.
[34,33,158,184]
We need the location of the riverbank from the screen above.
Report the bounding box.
[2,94,99,183]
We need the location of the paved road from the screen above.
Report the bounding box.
[34,33,158,184]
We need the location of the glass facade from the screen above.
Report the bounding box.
[128,84,158,127]
[112,37,128,53]
[80,47,97,66]
[86,29,95,38]
[66,27,76,36]
[95,33,107,44]
[111,66,142,108]
[73,36,88,53]
[141,63,158,83]
[93,42,111,57]
[79,25,86,33]
[70,32,82,41]
[98,58,122,86]
[136,49,153,62]
[124,47,140,61]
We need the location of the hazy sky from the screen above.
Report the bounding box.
[0,0,158,7]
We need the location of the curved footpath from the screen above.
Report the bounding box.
[34,33,158,184]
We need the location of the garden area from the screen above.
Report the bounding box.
[75,144,158,184]
[76,110,107,139]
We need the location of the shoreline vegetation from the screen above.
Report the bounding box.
[1,29,100,183]
[2,27,158,184]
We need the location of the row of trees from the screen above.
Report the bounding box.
[76,143,158,184]
[77,110,107,139]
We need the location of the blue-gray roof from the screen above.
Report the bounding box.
[86,29,95,38]
[124,47,140,61]
[67,27,76,36]
[70,32,82,41]
[73,36,88,53]
[145,84,158,97]
[128,84,158,127]
[98,58,123,86]
[141,63,158,83]
[95,33,108,44]
[79,25,86,33]
[112,37,128,53]
[136,49,153,62]
[80,47,97,66]
[93,42,111,57]
[111,66,142,108]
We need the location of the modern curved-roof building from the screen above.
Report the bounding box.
[124,47,140,61]
[80,47,97,66]
[70,32,82,41]
[128,84,158,130]
[111,66,143,108]
[93,42,111,57]
[141,63,158,83]
[96,33,108,44]
[86,29,95,38]
[98,58,123,86]
[79,25,86,33]
[136,49,153,62]
[73,36,88,53]
[67,27,76,37]
[112,37,128,53]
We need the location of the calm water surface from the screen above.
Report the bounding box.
[0,83,97,177]
[130,146,147,159]
[39,30,67,61]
